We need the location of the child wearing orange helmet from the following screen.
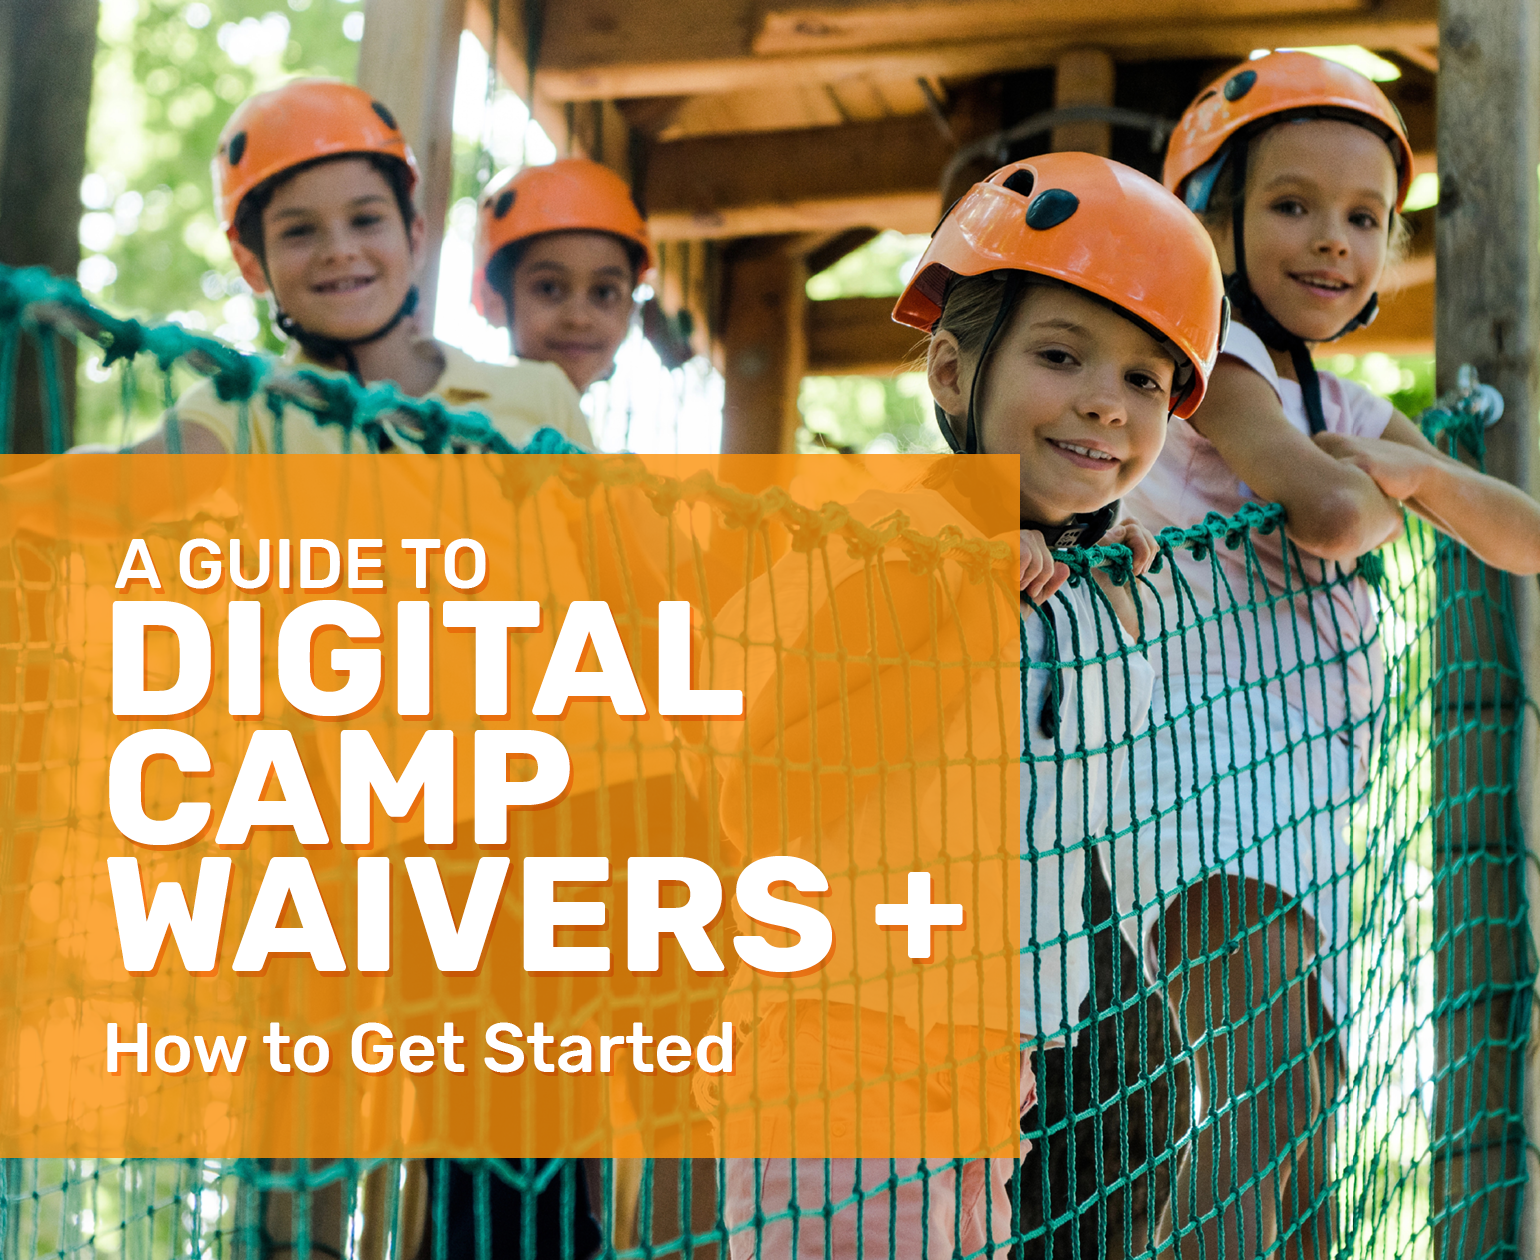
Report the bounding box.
[123,76,606,1260]
[708,152,1226,1259]
[1109,49,1540,1260]
[465,156,718,1260]
[472,158,652,395]
[131,79,594,454]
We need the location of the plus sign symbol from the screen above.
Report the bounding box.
[874,871,964,960]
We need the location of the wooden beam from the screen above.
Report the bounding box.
[1393,44,1439,72]
[1432,1,1539,1258]
[804,227,881,277]
[752,0,1366,55]
[535,0,1435,101]
[616,96,691,139]
[645,115,947,240]
[1052,49,1114,155]
[358,0,468,322]
[658,79,934,141]
[806,295,923,376]
[465,0,638,181]
[719,240,807,453]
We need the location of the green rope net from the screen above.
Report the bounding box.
[0,263,1530,1260]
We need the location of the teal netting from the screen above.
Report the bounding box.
[0,262,1530,1259]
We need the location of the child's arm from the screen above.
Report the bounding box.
[117,422,227,454]
[1188,358,1404,562]
[66,415,229,454]
[1316,414,1540,573]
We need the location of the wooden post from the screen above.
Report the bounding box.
[0,0,98,452]
[718,237,806,454]
[941,79,1003,213]
[1433,1,1538,1256]
[463,0,639,186]
[0,0,16,186]
[1052,49,1114,156]
[358,0,468,325]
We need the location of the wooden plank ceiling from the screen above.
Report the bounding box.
[468,0,1439,366]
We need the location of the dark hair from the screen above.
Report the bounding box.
[233,152,416,262]
[486,230,647,323]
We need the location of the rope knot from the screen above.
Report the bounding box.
[1356,549,1386,590]
[1090,542,1136,586]
[98,321,148,370]
[209,348,263,403]
[523,425,585,455]
[1057,548,1096,588]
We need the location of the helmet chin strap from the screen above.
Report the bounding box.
[933,270,1120,550]
[275,284,420,383]
[1026,500,1121,549]
[261,251,421,384]
[1225,141,1380,435]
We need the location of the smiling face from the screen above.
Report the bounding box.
[1219,119,1398,341]
[506,231,637,393]
[231,156,423,342]
[929,284,1176,525]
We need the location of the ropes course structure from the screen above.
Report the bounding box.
[0,263,1529,1260]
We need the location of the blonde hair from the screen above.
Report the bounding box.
[937,272,1027,356]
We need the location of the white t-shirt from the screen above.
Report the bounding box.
[1021,579,1153,1042]
[1123,322,1392,755]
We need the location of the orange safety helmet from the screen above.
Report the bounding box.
[893,152,1227,422]
[472,158,653,326]
[1163,50,1413,212]
[213,78,419,240]
[1164,51,1412,434]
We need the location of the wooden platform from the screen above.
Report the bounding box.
[369,0,1441,449]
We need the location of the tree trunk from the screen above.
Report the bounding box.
[1433,1,1538,1256]
[0,0,99,452]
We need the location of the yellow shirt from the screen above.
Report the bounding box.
[159,340,687,795]
[164,341,595,453]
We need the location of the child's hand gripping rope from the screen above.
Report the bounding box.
[1020,528,1071,602]
[1097,517,1159,577]
[1021,517,1158,601]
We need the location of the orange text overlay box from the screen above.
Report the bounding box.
[0,452,1020,1157]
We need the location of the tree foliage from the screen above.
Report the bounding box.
[77,0,361,440]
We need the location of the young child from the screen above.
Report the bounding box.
[472,157,650,395]
[469,155,726,1259]
[133,78,603,1258]
[710,152,1225,1259]
[1113,49,1540,1260]
[132,78,594,454]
